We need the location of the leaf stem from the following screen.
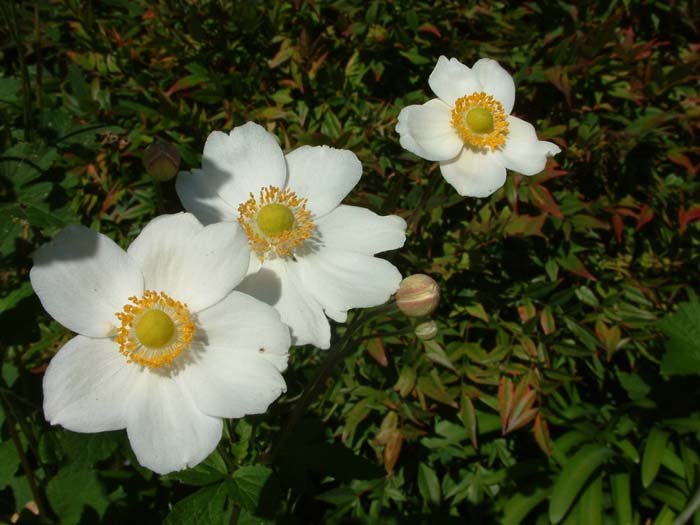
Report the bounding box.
[265,302,398,461]
[0,392,48,516]
[673,486,700,525]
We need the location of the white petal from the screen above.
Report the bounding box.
[202,123,287,211]
[195,291,290,371]
[183,345,286,419]
[497,116,562,176]
[428,56,482,107]
[30,226,143,337]
[43,335,141,432]
[126,373,222,475]
[237,260,330,349]
[402,99,463,162]
[472,58,516,115]
[440,148,507,198]
[396,105,432,158]
[285,146,361,218]
[316,205,406,255]
[127,213,249,313]
[175,169,237,225]
[295,248,402,322]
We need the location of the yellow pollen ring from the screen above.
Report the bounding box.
[451,92,509,151]
[238,185,315,260]
[115,290,194,368]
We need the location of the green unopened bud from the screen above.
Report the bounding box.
[143,142,181,182]
[415,320,438,340]
[395,274,440,317]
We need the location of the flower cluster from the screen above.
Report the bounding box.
[31,56,559,475]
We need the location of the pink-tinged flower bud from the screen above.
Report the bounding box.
[415,320,438,340]
[143,142,181,182]
[395,274,439,317]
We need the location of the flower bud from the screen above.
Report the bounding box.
[415,320,438,340]
[395,274,439,317]
[143,142,181,182]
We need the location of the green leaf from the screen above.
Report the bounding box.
[610,473,633,525]
[578,473,603,525]
[46,467,109,524]
[417,463,441,504]
[61,431,121,468]
[642,428,669,488]
[169,450,227,486]
[659,302,700,375]
[164,482,231,525]
[0,282,34,314]
[549,444,613,524]
[229,465,273,512]
[0,440,20,489]
[501,486,549,525]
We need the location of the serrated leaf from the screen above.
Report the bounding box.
[169,450,227,486]
[230,465,273,512]
[164,482,231,525]
[47,467,109,524]
[659,302,700,375]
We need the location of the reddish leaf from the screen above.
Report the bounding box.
[367,337,388,367]
[518,303,537,323]
[679,206,700,234]
[635,205,654,231]
[417,23,441,38]
[559,253,597,281]
[529,184,564,219]
[533,415,552,456]
[539,306,556,335]
[166,74,207,97]
[498,377,515,432]
[384,430,403,475]
[612,214,624,242]
[504,214,546,238]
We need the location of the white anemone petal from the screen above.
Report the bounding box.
[175,169,237,225]
[296,248,402,321]
[497,116,562,176]
[403,99,463,162]
[126,373,222,475]
[316,205,406,255]
[127,213,249,313]
[237,259,330,349]
[202,123,287,210]
[428,56,482,107]
[30,226,143,337]
[440,148,507,198]
[43,336,141,432]
[285,146,362,218]
[472,58,516,115]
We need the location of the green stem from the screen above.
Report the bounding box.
[673,486,700,525]
[266,303,398,461]
[3,0,34,141]
[0,393,48,516]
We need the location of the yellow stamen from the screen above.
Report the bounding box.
[115,290,194,368]
[451,92,508,151]
[238,186,315,260]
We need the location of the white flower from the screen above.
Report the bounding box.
[30,213,290,475]
[176,122,406,350]
[396,56,561,198]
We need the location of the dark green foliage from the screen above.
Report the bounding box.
[1,0,699,523]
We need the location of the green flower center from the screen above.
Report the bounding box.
[135,309,175,348]
[257,203,295,236]
[466,107,494,134]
